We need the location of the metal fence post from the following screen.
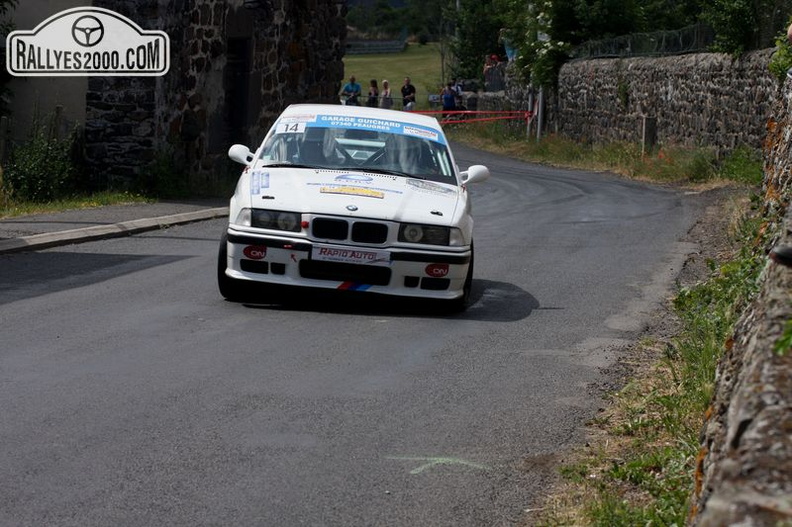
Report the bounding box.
[526,90,534,139]
[536,87,544,142]
[641,116,657,156]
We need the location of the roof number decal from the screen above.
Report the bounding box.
[276,122,306,134]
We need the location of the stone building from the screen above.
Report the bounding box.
[7,0,348,189]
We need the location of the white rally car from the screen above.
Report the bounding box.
[218,103,489,311]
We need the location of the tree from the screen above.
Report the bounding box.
[347,0,404,38]
[345,0,786,89]
[575,0,642,39]
[497,0,576,87]
[404,0,447,41]
[638,0,701,31]
[700,0,790,53]
[347,0,450,40]
[449,0,506,79]
[701,0,758,54]
[498,0,789,87]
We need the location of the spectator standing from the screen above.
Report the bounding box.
[483,54,498,76]
[367,79,379,107]
[379,79,393,109]
[401,77,416,111]
[451,78,463,97]
[500,29,517,62]
[440,81,457,115]
[340,75,362,106]
[451,77,464,109]
[483,54,504,91]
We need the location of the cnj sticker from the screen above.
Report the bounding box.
[6,7,170,76]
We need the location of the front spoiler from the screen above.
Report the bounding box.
[224,228,471,299]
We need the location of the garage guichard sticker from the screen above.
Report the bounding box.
[275,114,447,146]
[6,6,169,76]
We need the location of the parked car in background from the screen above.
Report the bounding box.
[218,103,490,311]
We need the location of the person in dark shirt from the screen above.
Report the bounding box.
[440,81,457,118]
[401,77,416,111]
[367,79,379,107]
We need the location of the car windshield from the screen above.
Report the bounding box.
[256,118,457,185]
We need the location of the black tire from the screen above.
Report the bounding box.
[446,243,474,313]
[217,231,247,302]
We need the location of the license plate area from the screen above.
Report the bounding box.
[299,260,392,286]
[311,244,391,266]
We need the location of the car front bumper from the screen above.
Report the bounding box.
[224,227,471,299]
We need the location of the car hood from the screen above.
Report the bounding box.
[243,166,462,225]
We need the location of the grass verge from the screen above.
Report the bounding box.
[445,121,764,186]
[0,190,151,219]
[536,209,766,525]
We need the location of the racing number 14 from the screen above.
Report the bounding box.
[278,122,306,134]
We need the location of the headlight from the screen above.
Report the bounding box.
[401,224,425,243]
[275,212,299,231]
[235,208,301,232]
[398,224,456,246]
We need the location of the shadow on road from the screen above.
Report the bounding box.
[0,251,186,306]
[236,279,540,322]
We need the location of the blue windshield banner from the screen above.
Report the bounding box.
[276,114,446,146]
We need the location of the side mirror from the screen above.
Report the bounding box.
[228,144,254,165]
[460,165,490,185]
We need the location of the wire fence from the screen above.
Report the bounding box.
[571,23,715,60]
[345,39,408,55]
[414,110,533,128]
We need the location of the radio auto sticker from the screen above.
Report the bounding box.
[311,245,392,266]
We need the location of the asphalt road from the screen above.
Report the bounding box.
[0,144,700,526]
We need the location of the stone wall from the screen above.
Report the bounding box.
[85,0,347,187]
[501,50,779,153]
[689,73,792,526]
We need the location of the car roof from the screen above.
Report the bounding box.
[282,104,443,132]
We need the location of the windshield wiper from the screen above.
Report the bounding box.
[358,167,425,179]
[264,162,325,169]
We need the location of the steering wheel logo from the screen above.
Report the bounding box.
[71,15,104,47]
